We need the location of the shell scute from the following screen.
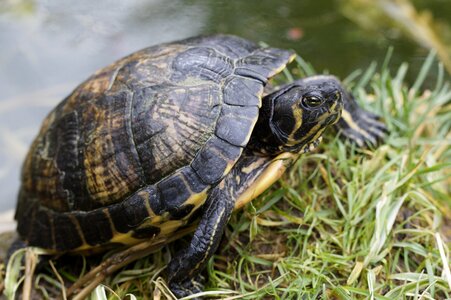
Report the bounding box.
[215,105,259,147]
[191,136,242,184]
[171,47,234,83]
[223,76,263,107]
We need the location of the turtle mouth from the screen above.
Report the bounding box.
[302,136,323,153]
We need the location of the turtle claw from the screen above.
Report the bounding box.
[335,90,388,148]
[338,116,388,148]
[336,107,388,148]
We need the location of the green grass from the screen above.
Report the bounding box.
[1,53,450,299]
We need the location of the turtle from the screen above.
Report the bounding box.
[12,34,386,297]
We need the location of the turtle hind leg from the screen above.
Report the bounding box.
[335,90,388,147]
[5,238,27,265]
[167,181,236,298]
[6,239,52,273]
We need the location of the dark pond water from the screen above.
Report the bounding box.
[0,0,450,212]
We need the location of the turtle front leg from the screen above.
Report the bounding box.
[335,90,388,147]
[167,180,236,298]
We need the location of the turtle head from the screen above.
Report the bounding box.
[254,75,343,154]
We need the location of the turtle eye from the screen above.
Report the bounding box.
[302,96,323,108]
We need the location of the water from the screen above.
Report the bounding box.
[0,0,450,212]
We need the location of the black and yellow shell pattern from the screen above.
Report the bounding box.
[15,35,295,252]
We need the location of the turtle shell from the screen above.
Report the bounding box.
[15,35,295,251]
